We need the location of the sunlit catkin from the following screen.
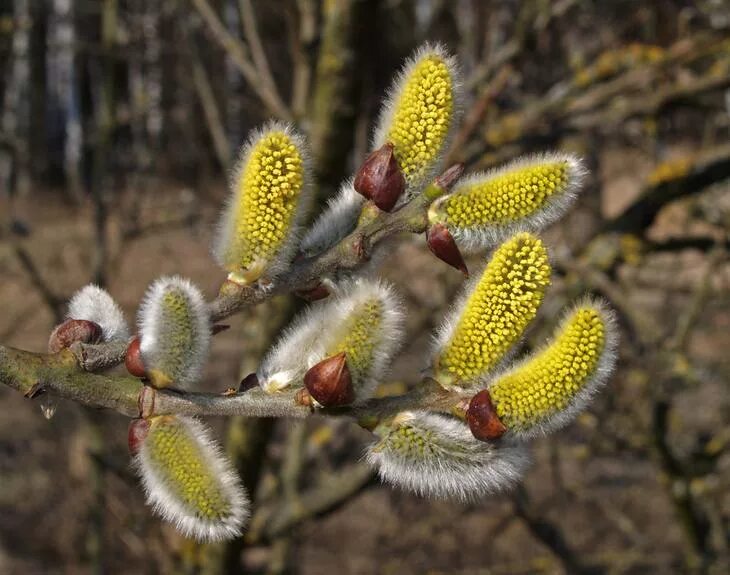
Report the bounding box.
[138,276,210,389]
[133,415,249,542]
[434,233,551,389]
[213,123,310,284]
[488,300,617,437]
[258,279,403,404]
[66,284,129,342]
[428,154,585,251]
[367,411,529,501]
[373,44,460,195]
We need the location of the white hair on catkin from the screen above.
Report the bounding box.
[325,278,405,402]
[211,121,313,280]
[300,180,364,257]
[257,300,330,393]
[137,276,210,390]
[439,153,587,253]
[372,42,463,199]
[67,284,130,342]
[488,296,619,440]
[133,416,249,542]
[258,278,405,402]
[367,411,530,501]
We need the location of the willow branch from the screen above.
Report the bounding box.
[189,0,292,121]
[0,178,453,419]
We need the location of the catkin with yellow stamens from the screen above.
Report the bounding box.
[434,233,551,390]
[213,122,311,284]
[134,415,249,542]
[257,279,404,403]
[366,411,529,501]
[373,43,460,195]
[138,276,210,389]
[488,299,618,438]
[428,154,585,251]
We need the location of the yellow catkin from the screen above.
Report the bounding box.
[382,421,437,458]
[146,416,229,520]
[387,55,453,183]
[436,161,569,228]
[436,233,551,387]
[326,300,384,385]
[228,131,304,272]
[490,307,606,431]
[149,289,194,387]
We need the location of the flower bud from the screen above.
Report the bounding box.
[128,418,150,455]
[433,233,551,390]
[367,411,528,501]
[258,279,404,404]
[125,336,146,378]
[428,153,586,252]
[488,299,618,438]
[66,284,130,342]
[304,352,354,407]
[466,389,507,441]
[353,143,405,212]
[239,372,259,392]
[137,277,210,390]
[48,319,103,353]
[426,223,468,276]
[132,415,249,541]
[373,44,461,196]
[213,122,311,285]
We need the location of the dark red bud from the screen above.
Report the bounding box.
[426,223,468,276]
[303,352,354,407]
[128,418,150,455]
[434,163,465,191]
[239,372,259,392]
[353,143,405,212]
[211,324,230,335]
[125,336,147,378]
[466,389,507,441]
[295,282,331,302]
[48,319,103,353]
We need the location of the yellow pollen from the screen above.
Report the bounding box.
[436,161,570,228]
[326,300,384,386]
[489,307,606,431]
[387,55,453,183]
[146,416,230,520]
[227,131,304,272]
[436,233,551,387]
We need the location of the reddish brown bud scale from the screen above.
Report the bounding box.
[128,418,150,455]
[353,143,405,212]
[426,223,469,276]
[125,336,147,378]
[211,324,231,336]
[304,352,354,407]
[294,282,330,302]
[239,372,259,392]
[434,163,465,191]
[48,319,103,353]
[466,389,507,441]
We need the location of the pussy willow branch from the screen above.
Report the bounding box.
[0,190,452,420]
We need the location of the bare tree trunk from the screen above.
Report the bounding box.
[47,0,83,198]
[0,0,31,230]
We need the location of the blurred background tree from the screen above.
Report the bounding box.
[0,1,728,573]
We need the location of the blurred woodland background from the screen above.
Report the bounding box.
[1,0,729,573]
